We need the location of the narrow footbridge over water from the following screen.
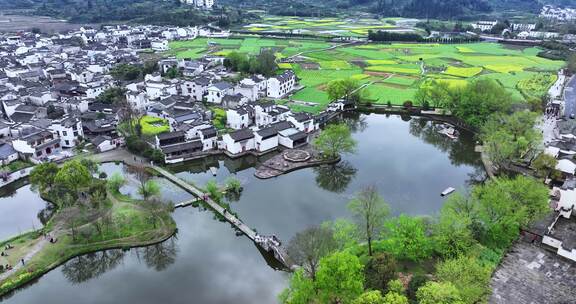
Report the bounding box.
[152,166,295,271]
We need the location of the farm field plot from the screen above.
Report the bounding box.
[236,16,421,38]
[169,38,564,112]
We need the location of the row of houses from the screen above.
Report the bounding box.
[156,110,321,163]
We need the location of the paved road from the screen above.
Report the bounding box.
[564,76,576,120]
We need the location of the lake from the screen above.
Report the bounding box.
[0,183,52,241]
[1,113,483,303]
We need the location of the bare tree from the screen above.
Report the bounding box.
[348,186,390,256]
[287,225,337,280]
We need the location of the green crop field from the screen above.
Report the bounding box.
[236,16,420,38]
[169,38,565,113]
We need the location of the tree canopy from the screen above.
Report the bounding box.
[313,123,357,159]
[481,111,542,168]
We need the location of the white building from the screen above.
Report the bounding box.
[222,128,255,155]
[49,117,84,148]
[207,82,233,104]
[151,40,169,52]
[471,21,498,32]
[227,105,254,130]
[267,70,296,98]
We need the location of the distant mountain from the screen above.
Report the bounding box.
[0,0,211,25]
[223,0,576,19]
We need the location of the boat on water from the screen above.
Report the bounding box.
[437,124,459,140]
[441,187,456,196]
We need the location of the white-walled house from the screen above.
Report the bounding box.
[199,126,217,151]
[278,128,308,149]
[126,91,150,111]
[255,126,279,152]
[91,135,121,152]
[227,105,254,130]
[181,77,211,101]
[12,129,61,161]
[49,117,84,148]
[0,143,19,165]
[207,82,233,104]
[222,128,255,155]
[151,40,169,52]
[255,102,291,127]
[287,112,317,133]
[267,70,296,98]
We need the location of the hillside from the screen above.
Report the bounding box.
[2,0,576,23]
[0,0,209,25]
[224,0,576,19]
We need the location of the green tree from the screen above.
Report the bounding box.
[348,185,390,256]
[29,162,60,192]
[165,66,181,79]
[481,111,542,168]
[316,251,365,304]
[414,80,453,108]
[352,290,385,304]
[313,123,357,159]
[450,79,512,129]
[473,176,549,249]
[327,78,363,102]
[532,153,558,178]
[383,292,409,304]
[383,215,431,261]
[387,279,404,294]
[138,180,160,201]
[287,225,338,280]
[436,256,492,304]
[255,49,278,77]
[110,64,142,81]
[107,172,126,193]
[416,281,464,304]
[407,274,428,301]
[364,252,397,292]
[54,160,92,196]
[567,53,576,74]
[322,218,359,249]
[80,158,99,174]
[279,269,316,304]
[96,87,127,105]
[432,193,477,258]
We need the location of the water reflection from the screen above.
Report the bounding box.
[137,237,178,272]
[3,113,483,304]
[408,117,482,169]
[0,183,51,240]
[61,249,126,284]
[314,161,357,193]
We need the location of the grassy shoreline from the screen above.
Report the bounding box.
[0,185,177,297]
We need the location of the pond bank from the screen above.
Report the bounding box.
[0,187,177,297]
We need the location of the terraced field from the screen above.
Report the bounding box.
[170,38,564,113]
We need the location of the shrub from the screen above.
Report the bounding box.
[407,274,428,301]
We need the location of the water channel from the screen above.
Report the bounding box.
[1,113,484,303]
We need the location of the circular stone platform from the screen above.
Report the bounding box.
[283,150,311,163]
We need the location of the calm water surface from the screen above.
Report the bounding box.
[0,183,51,240]
[2,114,483,303]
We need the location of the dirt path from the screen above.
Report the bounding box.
[285,41,363,61]
[0,238,48,281]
